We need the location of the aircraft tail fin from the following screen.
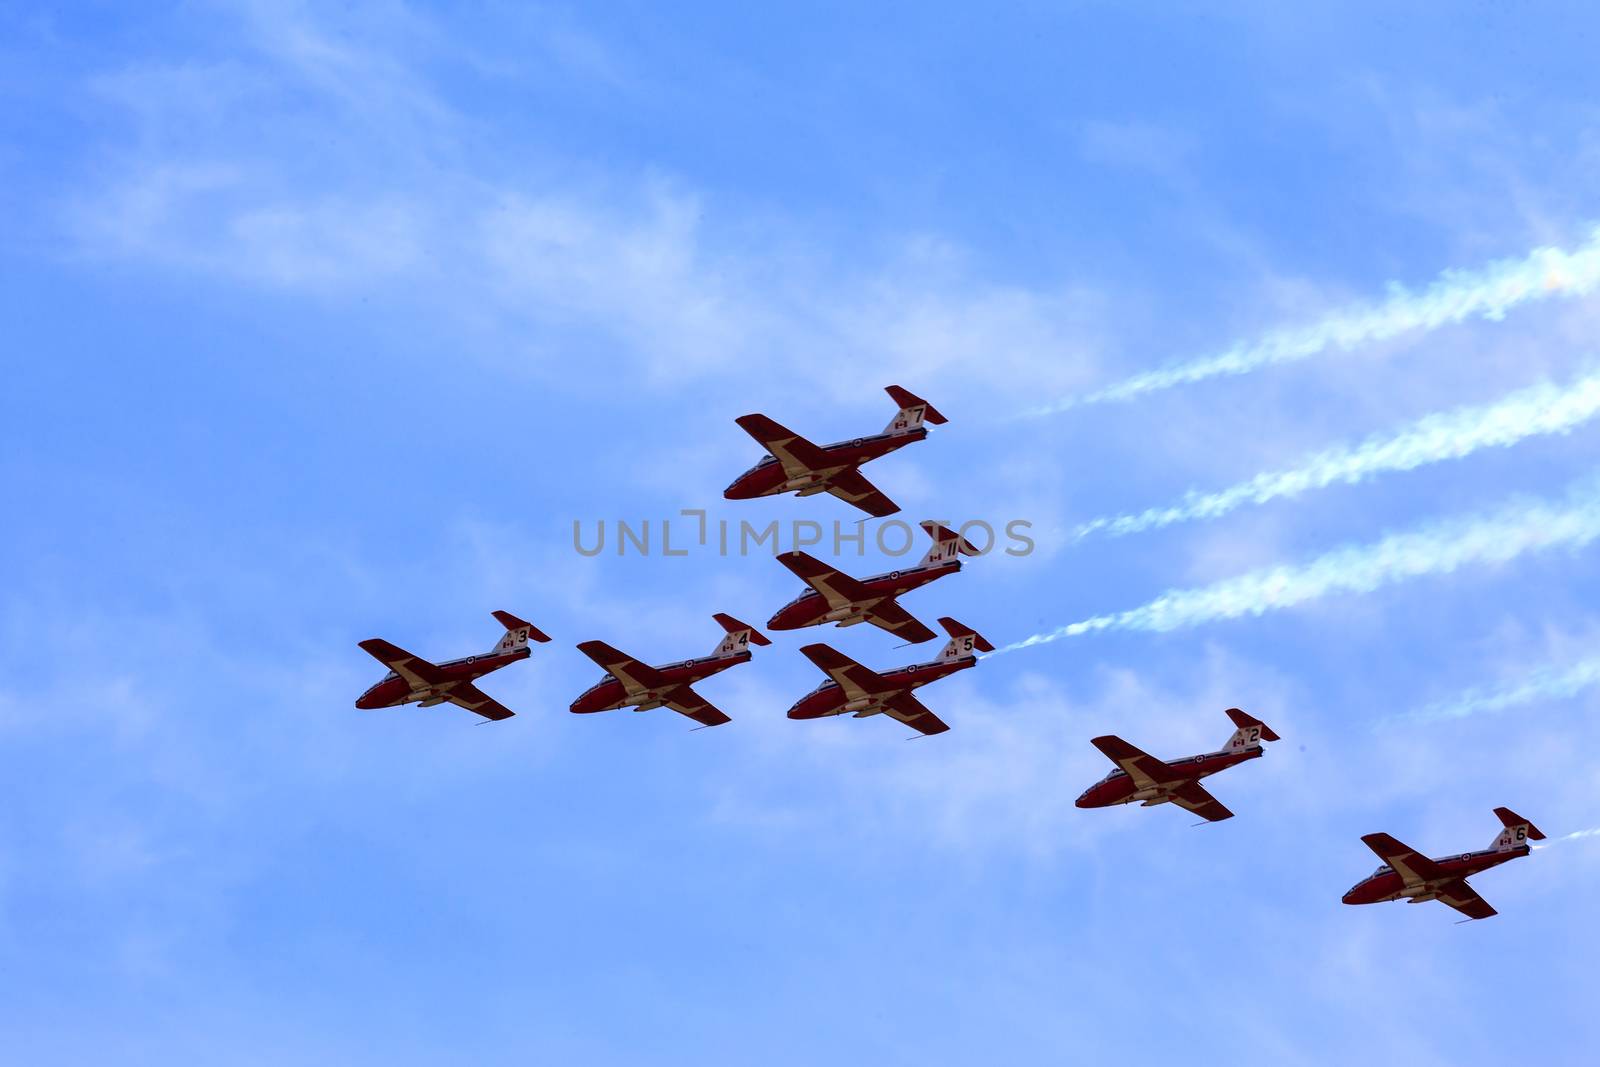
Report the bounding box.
[711,613,771,657]
[918,521,981,565]
[883,385,947,434]
[935,616,993,662]
[1223,707,1280,752]
[489,611,551,655]
[1490,807,1546,851]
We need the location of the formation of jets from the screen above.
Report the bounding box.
[355,385,974,735]
[353,384,1545,921]
[1070,710,1540,919]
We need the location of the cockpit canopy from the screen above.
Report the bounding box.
[740,456,776,479]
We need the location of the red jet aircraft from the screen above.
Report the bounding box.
[724,385,946,517]
[767,521,979,643]
[356,611,551,721]
[1075,708,1280,822]
[571,614,770,728]
[1342,808,1544,921]
[786,617,992,736]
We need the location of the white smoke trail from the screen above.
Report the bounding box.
[1030,226,1600,414]
[1000,471,1600,653]
[1532,827,1600,851]
[1408,655,1600,723]
[1070,367,1600,543]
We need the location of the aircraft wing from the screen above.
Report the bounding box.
[1090,735,1185,793]
[576,640,672,701]
[776,551,875,611]
[1169,780,1234,822]
[799,643,899,705]
[883,691,950,736]
[861,599,938,643]
[823,466,900,518]
[662,684,732,729]
[444,681,516,722]
[1360,833,1450,888]
[1436,879,1498,921]
[359,638,449,691]
[735,414,837,480]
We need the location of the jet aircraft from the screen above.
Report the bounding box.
[1075,708,1280,822]
[1342,808,1544,921]
[356,610,550,721]
[723,385,946,517]
[571,614,770,728]
[786,617,992,736]
[767,521,979,643]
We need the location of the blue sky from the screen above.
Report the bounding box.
[4,2,1600,1063]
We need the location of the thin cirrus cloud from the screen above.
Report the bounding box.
[1026,226,1600,415]
[1406,655,1600,723]
[1068,366,1600,543]
[999,470,1600,652]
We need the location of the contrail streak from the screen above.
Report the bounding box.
[1030,226,1600,414]
[1070,368,1600,543]
[1000,471,1600,653]
[1408,655,1600,723]
[1533,827,1600,851]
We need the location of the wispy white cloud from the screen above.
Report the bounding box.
[63,3,1107,412]
[1029,226,1600,414]
[73,161,431,286]
[1003,470,1600,650]
[1070,366,1600,543]
[1408,655,1600,723]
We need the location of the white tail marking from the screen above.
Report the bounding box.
[714,628,753,657]
[493,627,531,655]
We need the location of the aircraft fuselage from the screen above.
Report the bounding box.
[1074,746,1261,809]
[767,558,959,630]
[784,655,971,720]
[355,646,528,709]
[1342,845,1528,905]
[570,650,752,714]
[723,428,926,501]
